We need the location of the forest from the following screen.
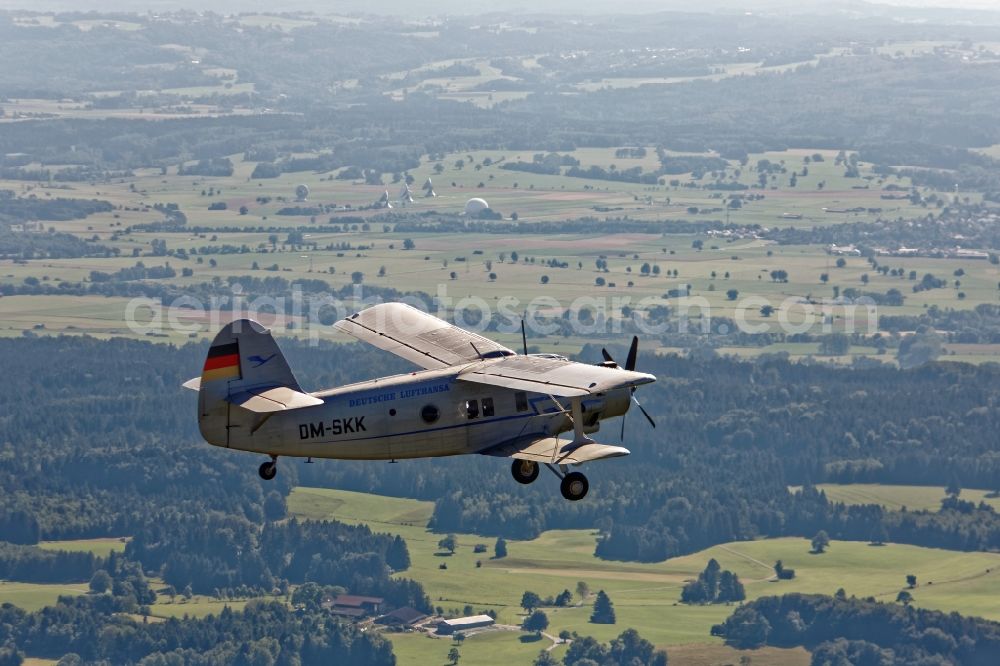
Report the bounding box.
[713,593,1000,666]
[2,334,999,568]
[0,599,396,665]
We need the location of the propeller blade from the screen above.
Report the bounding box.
[625,335,639,371]
[620,413,627,442]
[521,317,528,356]
[632,395,656,428]
[602,348,615,364]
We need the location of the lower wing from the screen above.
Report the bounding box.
[480,435,629,465]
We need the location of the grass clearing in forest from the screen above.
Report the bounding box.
[794,483,1000,512]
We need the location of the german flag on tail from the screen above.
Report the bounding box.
[202,341,241,382]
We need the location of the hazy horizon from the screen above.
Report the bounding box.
[1,0,999,17]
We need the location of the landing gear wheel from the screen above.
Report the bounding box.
[560,472,589,501]
[511,460,539,485]
[258,460,277,481]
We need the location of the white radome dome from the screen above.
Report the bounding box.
[464,198,489,215]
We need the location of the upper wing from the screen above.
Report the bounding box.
[481,434,630,464]
[458,355,655,398]
[333,302,515,370]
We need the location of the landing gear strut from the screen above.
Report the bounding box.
[560,471,589,501]
[258,456,277,480]
[511,459,539,484]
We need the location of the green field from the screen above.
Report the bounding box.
[37,537,128,558]
[794,483,1000,512]
[0,581,90,612]
[287,486,1000,660]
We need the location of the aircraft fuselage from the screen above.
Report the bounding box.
[201,366,630,461]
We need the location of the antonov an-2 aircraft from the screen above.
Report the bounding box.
[183,302,656,500]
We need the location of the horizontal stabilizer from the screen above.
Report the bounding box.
[227,386,324,413]
[182,376,201,391]
[481,436,629,465]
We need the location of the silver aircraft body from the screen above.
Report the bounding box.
[184,302,656,500]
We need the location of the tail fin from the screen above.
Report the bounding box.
[184,319,321,447]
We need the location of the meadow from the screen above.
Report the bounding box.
[796,483,1000,512]
[287,486,1000,661]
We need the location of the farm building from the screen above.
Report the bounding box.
[325,594,384,617]
[376,606,428,627]
[436,614,495,635]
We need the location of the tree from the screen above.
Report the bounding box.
[89,569,112,594]
[896,590,914,606]
[351,271,364,284]
[811,530,830,554]
[576,581,590,600]
[494,537,507,559]
[608,628,667,666]
[906,574,917,588]
[540,275,549,284]
[448,647,461,665]
[820,273,829,283]
[590,590,616,624]
[819,333,850,356]
[533,651,558,666]
[760,305,774,317]
[438,534,458,554]
[773,560,795,580]
[836,257,846,268]
[521,590,542,612]
[946,474,962,498]
[726,289,739,301]
[403,238,415,250]
[523,610,549,634]
[263,491,286,522]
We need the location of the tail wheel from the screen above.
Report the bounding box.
[511,459,539,485]
[258,461,277,481]
[560,472,589,501]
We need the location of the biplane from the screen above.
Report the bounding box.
[184,303,656,500]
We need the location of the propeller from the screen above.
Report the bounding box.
[601,335,656,440]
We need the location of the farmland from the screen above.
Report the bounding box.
[4,144,999,362]
[286,486,1000,660]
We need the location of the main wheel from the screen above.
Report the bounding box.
[258,461,277,481]
[511,459,539,485]
[560,472,589,501]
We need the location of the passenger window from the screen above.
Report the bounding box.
[421,405,440,424]
[482,397,494,417]
[466,399,479,419]
[515,391,528,412]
